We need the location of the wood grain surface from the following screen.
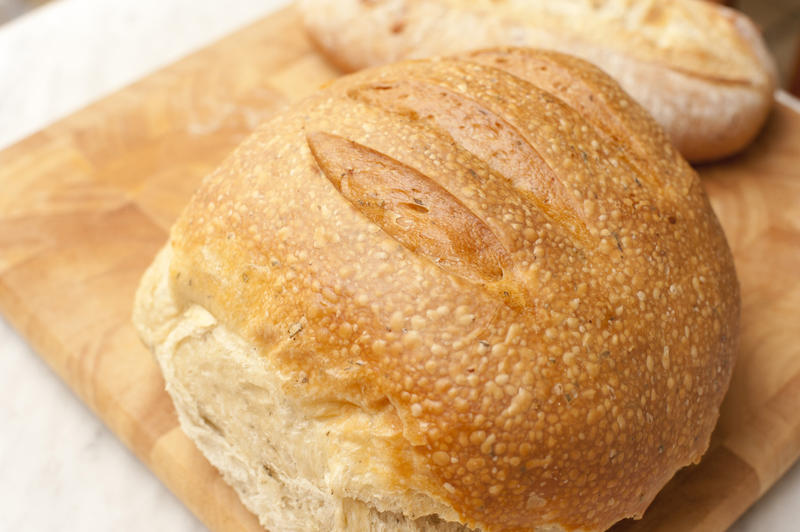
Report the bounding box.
[1,6,799,531]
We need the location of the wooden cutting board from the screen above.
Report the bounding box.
[1,6,799,531]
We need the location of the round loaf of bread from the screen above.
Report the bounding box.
[134,48,739,531]
[299,0,777,163]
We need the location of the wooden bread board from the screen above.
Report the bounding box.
[1,6,800,531]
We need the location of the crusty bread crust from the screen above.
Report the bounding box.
[134,50,739,531]
[134,246,477,532]
[299,0,777,162]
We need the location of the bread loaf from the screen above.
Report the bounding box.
[133,49,739,531]
[299,0,777,163]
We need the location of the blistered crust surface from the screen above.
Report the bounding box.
[167,51,739,531]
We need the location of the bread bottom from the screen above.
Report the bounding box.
[133,246,476,532]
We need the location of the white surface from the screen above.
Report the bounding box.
[0,0,798,530]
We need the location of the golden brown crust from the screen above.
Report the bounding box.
[298,0,777,162]
[166,50,739,531]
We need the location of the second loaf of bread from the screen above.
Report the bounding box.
[299,0,777,162]
[134,48,739,531]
